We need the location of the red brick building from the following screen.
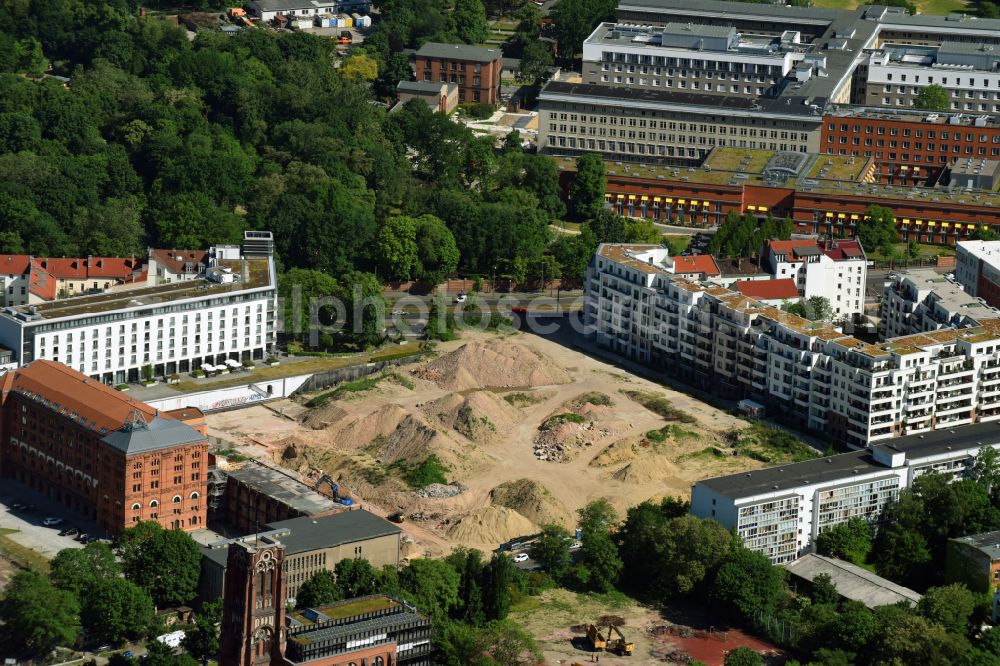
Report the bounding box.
[821,109,1000,186]
[0,361,208,535]
[413,42,503,106]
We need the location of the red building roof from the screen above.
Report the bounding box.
[672,255,720,276]
[0,255,30,276]
[734,278,800,301]
[28,262,56,300]
[86,257,139,279]
[150,249,208,276]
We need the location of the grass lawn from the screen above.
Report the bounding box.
[664,234,691,255]
[812,0,967,12]
[0,528,51,574]
[868,241,955,262]
[173,343,423,392]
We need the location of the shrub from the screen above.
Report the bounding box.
[540,413,586,429]
[403,454,448,488]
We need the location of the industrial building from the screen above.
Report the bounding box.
[785,554,922,608]
[0,360,208,535]
[199,509,402,602]
[219,462,344,534]
[690,422,1000,563]
[587,242,1000,446]
[0,232,277,386]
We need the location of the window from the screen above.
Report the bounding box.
[191,491,200,500]
[149,499,158,508]
[131,503,140,510]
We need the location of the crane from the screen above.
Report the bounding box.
[314,474,354,506]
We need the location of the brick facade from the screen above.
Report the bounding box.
[413,44,502,106]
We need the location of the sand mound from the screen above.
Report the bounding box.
[490,479,571,528]
[445,505,538,547]
[611,458,678,484]
[424,390,521,444]
[301,403,351,430]
[303,403,410,449]
[413,339,571,391]
[369,414,440,464]
[400,538,423,560]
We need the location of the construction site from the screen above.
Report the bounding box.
[205,329,809,558]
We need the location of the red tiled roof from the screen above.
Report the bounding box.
[766,239,866,263]
[734,278,800,300]
[823,239,865,262]
[0,255,30,276]
[672,255,720,276]
[28,262,56,300]
[86,257,139,279]
[766,240,817,255]
[150,249,208,276]
[7,360,157,433]
[36,258,86,279]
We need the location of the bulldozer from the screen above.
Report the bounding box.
[585,624,607,651]
[605,624,634,656]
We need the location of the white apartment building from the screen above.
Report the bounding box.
[588,243,1000,448]
[956,240,1000,309]
[0,233,277,386]
[692,423,1000,563]
[882,268,997,339]
[763,239,868,320]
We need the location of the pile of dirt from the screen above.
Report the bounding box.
[611,458,679,484]
[533,411,629,463]
[489,479,572,528]
[301,403,351,430]
[369,414,441,464]
[400,537,423,560]
[417,483,468,499]
[413,339,571,391]
[424,390,521,444]
[303,403,410,448]
[445,506,539,547]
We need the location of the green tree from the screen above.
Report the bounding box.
[814,517,872,565]
[297,570,342,609]
[334,558,380,598]
[482,553,516,621]
[711,547,787,621]
[810,573,840,606]
[856,204,898,256]
[340,54,378,81]
[974,445,1000,497]
[413,214,460,284]
[145,638,199,666]
[399,558,461,619]
[529,525,573,580]
[917,584,978,635]
[575,499,621,592]
[182,599,223,662]
[437,619,542,665]
[973,226,1000,242]
[335,271,386,349]
[915,83,952,110]
[50,542,123,599]
[82,577,156,646]
[453,0,490,44]
[518,41,553,84]
[0,570,81,656]
[114,522,201,607]
[376,216,419,280]
[873,607,970,665]
[569,154,606,219]
[446,547,485,625]
[723,646,764,666]
[278,268,342,343]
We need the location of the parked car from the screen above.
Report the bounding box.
[454,293,467,304]
[569,540,583,550]
[59,527,79,537]
[9,502,25,510]
[513,552,530,563]
[75,532,90,542]
[43,517,63,526]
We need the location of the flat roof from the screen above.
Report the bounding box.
[784,554,922,608]
[266,509,401,554]
[1,258,271,323]
[951,529,1000,560]
[226,465,340,516]
[397,80,456,94]
[415,42,502,63]
[698,421,1000,500]
[249,0,337,10]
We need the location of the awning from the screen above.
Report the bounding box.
[902,218,911,223]
[837,213,846,219]
[641,195,649,201]
[941,222,950,228]
[927,221,936,227]
[703,201,711,206]
[226,358,242,368]
[678,199,686,204]
[825,212,833,218]
[914,220,923,225]
[653,196,662,202]
[850,214,859,220]
[759,206,768,212]
[628,194,636,200]
[953,223,963,229]
[748,205,757,211]
[665,198,673,203]
[616,194,624,199]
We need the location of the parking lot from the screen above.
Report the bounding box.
[0,483,99,559]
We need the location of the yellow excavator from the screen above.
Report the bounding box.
[605,624,634,656]
[585,624,607,651]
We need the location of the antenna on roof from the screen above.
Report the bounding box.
[122,407,149,432]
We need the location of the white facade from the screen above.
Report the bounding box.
[956,240,1000,306]
[588,243,1000,448]
[882,268,997,339]
[692,426,1000,563]
[764,240,868,320]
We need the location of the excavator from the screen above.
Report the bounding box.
[313,474,354,506]
[585,624,607,652]
[605,624,634,656]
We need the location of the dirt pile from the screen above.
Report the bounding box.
[489,479,571,528]
[303,403,410,447]
[413,339,571,391]
[445,506,539,548]
[417,483,468,499]
[369,414,440,464]
[424,390,521,444]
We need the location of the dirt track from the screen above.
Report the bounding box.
[207,330,759,556]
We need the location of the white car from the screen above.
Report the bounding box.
[43,517,63,526]
[569,540,583,550]
[454,293,467,304]
[513,552,529,563]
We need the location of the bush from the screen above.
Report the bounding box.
[403,454,449,488]
[623,391,696,423]
[540,413,586,429]
[459,102,495,119]
[306,376,382,407]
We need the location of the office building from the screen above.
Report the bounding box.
[219,537,431,666]
[413,43,503,106]
[200,509,401,601]
[588,242,1000,447]
[882,268,998,338]
[956,240,1000,308]
[691,422,1000,563]
[0,360,208,535]
[763,239,868,320]
[0,232,277,385]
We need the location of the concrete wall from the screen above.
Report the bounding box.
[146,374,314,413]
[945,539,993,594]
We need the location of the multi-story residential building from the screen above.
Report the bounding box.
[413,43,502,106]
[0,232,277,385]
[956,240,1000,308]
[946,529,1000,594]
[588,243,1000,447]
[691,422,1000,563]
[882,268,997,338]
[147,249,209,285]
[199,509,401,602]
[763,239,867,320]
[0,359,209,535]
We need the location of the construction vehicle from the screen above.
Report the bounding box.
[388,512,406,523]
[338,30,353,44]
[314,474,354,505]
[606,624,634,656]
[586,624,607,651]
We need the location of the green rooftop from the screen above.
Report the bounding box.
[288,596,400,627]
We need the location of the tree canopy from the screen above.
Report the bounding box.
[114,521,201,607]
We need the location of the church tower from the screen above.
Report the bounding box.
[219,539,287,666]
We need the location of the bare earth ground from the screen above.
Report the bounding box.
[207,330,764,556]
